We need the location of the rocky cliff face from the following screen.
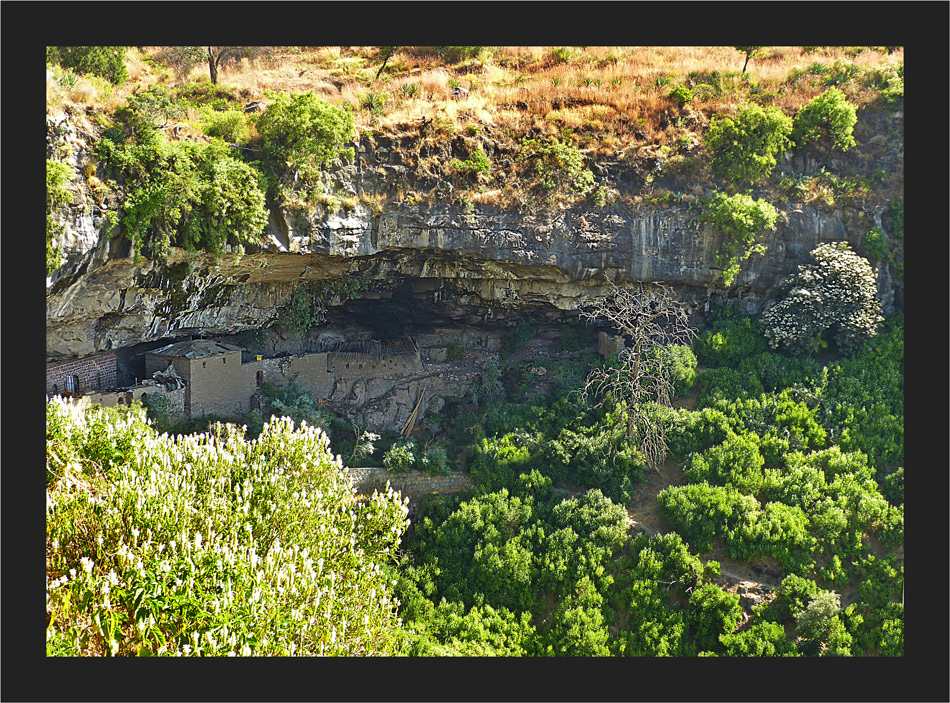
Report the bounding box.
[46,106,903,362]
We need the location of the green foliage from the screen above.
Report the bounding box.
[720,621,797,656]
[48,46,127,85]
[175,80,240,110]
[701,191,779,285]
[450,148,491,180]
[262,375,337,435]
[98,131,267,259]
[46,159,72,274]
[445,338,465,362]
[359,91,388,116]
[889,198,903,238]
[668,84,693,108]
[663,406,734,458]
[694,306,768,368]
[688,584,743,653]
[734,46,765,72]
[685,432,765,495]
[273,277,370,338]
[200,109,250,143]
[383,440,416,473]
[123,86,184,133]
[762,243,883,356]
[863,226,888,262]
[792,88,857,151]
[657,482,759,553]
[46,399,409,656]
[662,344,698,395]
[383,439,450,475]
[500,321,535,359]
[557,323,592,353]
[705,103,793,185]
[255,91,355,182]
[518,137,595,196]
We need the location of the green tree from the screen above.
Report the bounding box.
[720,621,797,656]
[375,46,402,80]
[701,191,779,285]
[160,46,269,85]
[48,46,127,84]
[792,88,858,151]
[255,91,355,182]
[734,46,765,73]
[705,103,794,185]
[688,584,743,653]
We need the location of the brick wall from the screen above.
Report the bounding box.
[47,352,117,396]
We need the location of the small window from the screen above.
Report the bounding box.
[203,361,207,369]
[52,384,59,395]
[256,370,264,388]
[223,357,227,364]
[96,373,102,390]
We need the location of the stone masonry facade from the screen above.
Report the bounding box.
[46,352,117,396]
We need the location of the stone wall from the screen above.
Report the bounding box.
[84,385,186,414]
[348,467,473,499]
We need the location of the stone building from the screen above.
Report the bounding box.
[48,336,424,427]
[46,351,117,397]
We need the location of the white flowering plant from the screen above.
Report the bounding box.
[46,398,409,656]
[761,242,883,356]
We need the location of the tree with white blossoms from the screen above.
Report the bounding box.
[761,242,884,356]
[46,399,409,656]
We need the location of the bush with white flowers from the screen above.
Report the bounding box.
[46,398,409,656]
[761,242,883,356]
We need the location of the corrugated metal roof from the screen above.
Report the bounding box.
[145,340,244,359]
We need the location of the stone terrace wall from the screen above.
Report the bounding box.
[348,467,473,500]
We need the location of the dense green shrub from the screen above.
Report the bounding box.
[662,344,698,395]
[668,85,693,107]
[518,137,594,195]
[262,376,338,436]
[863,226,888,261]
[685,432,765,495]
[663,406,735,458]
[255,91,355,183]
[705,103,793,185]
[200,109,251,143]
[792,88,857,151]
[49,46,127,85]
[688,584,743,653]
[694,306,768,367]
[98,131,267,259]
[761,243,883,356]
[720,621,798,656]
[657,482,759,553]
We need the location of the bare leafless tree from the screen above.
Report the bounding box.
[579,281,695,473]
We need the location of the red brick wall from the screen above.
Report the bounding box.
[47,353,117,396]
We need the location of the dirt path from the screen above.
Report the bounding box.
[623,421,785,594]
